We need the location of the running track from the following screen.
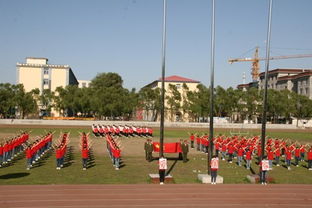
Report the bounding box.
[0,184,311,208]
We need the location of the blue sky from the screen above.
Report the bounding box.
[0,0,312,90]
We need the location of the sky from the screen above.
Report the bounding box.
[0,0,312,90]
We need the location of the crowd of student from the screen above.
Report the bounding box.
[92,124,153,137]
[105,134,121,170]
[80,132,92,170]
[190,133,312,171]
[54,133,70,170]
[0,132,29,167]
[25,132,53,170]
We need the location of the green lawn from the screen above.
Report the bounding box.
[0,126,311,185]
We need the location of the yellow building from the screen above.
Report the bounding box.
[17,57,78,93]
[142,75,200,122]
[16,57,79,116]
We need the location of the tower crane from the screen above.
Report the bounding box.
[228,47,312,81]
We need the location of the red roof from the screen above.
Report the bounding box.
[158,75,200,83]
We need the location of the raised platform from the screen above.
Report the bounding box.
[247,174,275,184]
[198,174,224,184]
[149,174,174,184]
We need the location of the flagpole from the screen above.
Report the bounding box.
[260,0,273,163]
[208,0,215,175]
[159,0,167,158]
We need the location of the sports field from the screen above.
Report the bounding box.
[0,125,311,185]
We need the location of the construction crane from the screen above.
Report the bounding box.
[228,47,312,81]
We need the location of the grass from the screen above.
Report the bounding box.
[0,126,311,185]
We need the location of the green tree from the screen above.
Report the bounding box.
[166,84,182,121]
[138,87,161,121]
[0,83,16,118]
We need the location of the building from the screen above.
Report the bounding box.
[78,80,91,88]
[258,68,312,99]
[16,57,79,116]
[17,57,78,93]
[141,75,200,122]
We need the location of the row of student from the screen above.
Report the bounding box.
[54,133,70,170]
[105,135,121,170]
[79,132,92,170]
[92,124,153,137]
[26,132,53,170]
[189,133,312,170]
[0,132,29,166]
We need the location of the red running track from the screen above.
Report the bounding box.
[0,184,311,208]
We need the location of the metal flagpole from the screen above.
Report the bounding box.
[159,0,167,158]
[208,0,215,175]
[260,0,273,162]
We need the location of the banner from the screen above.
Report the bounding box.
[153,142,182,153]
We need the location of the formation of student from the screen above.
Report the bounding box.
[190,133,312,171]
[53,132,70,170]
[106,134,121,170]
[79,132,92,170]
[26,132,53,170]
[92,124,153,137]
[0,132,29,167]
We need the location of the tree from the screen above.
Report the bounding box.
[40,89,54,117]
[89,72,133,119]
[14,84,37,119]
[166,84,182,121]
[0,83,17,118]
[293,93,312,127]
[138,87,161,121]
[187,84,210,122]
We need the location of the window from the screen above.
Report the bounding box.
[176,84,181,89]
[43,68,49,75]
[43,79,49,85]
[82,83,86,88]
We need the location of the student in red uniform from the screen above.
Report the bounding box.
[113,148,121,170]
[0,143,3,167]
[285,146,292,170]
[300,145,305,162]
[26,146,33,170]
[196,135,201,151]
[237,146,244,166]
[82,144,89,170]
[221,142,227,161]
[211,155,219,185]
[274,147,281,166]
[267,149,274,170]
[245,147,252,169]
[294,146,301,167]
[227,143,234,163]
[308,147,312,170]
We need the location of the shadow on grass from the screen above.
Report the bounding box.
[166,159,178,176]
[86,149,96,169]
[63,146,74,168]
[32,150,52,169]
[0,172,30,179]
